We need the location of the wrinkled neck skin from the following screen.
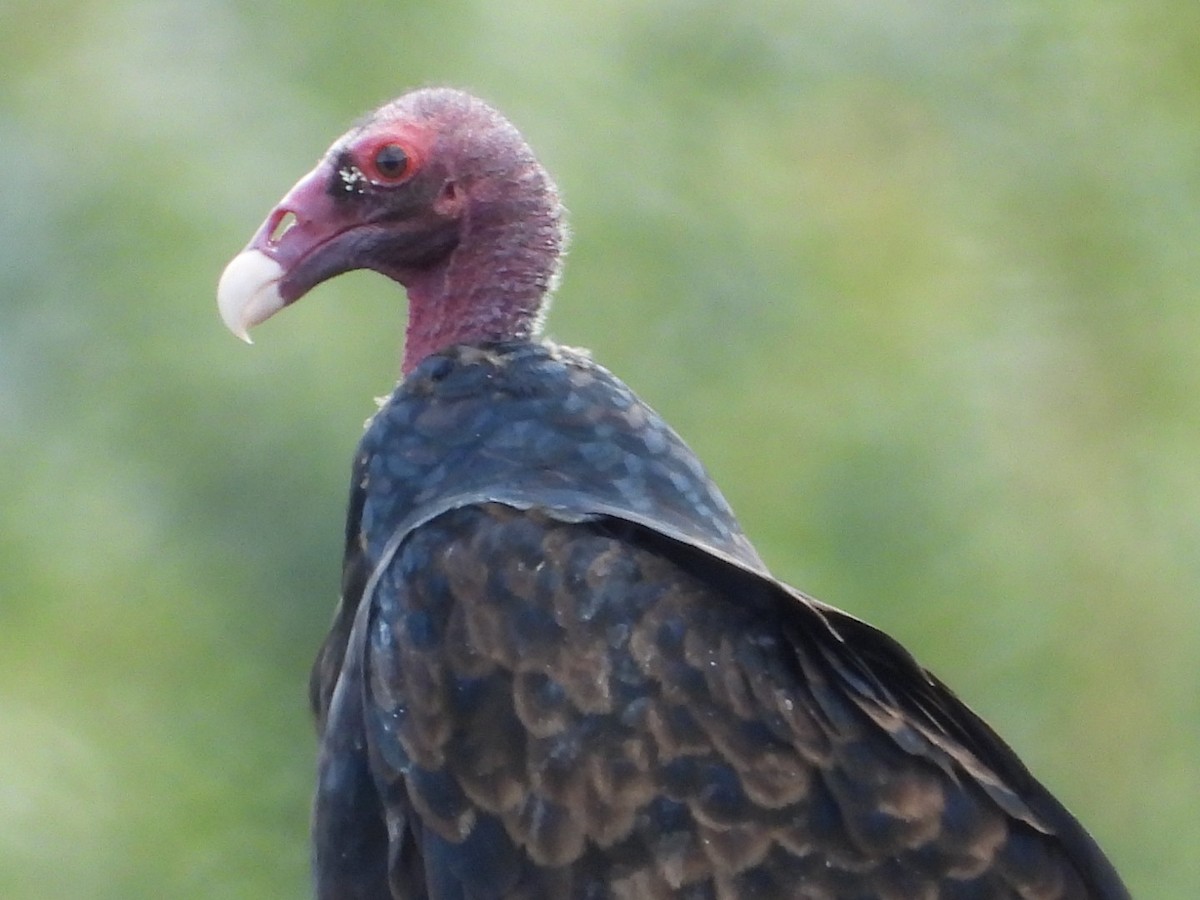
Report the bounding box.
[399,183,562,376]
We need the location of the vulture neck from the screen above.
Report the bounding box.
[400,200,560,377]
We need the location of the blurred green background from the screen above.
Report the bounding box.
[2,1,1196,897]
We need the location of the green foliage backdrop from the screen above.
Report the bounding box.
[3,2,1197,896]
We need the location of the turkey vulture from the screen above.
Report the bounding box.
[218,88,1130,899]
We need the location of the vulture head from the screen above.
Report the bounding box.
[218,88,566,373]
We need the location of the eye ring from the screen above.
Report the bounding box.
[370,143,413,182]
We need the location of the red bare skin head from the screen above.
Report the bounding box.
[218,88,567,375]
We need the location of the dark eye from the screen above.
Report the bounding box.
[372,143,411,180]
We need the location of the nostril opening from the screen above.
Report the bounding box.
[268,211,297,245]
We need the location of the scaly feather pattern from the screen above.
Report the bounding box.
[308,343,1126,900]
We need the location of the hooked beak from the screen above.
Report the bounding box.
[217,161,353,342]
[217,248,285,344]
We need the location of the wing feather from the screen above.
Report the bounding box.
[333,502,1121,899]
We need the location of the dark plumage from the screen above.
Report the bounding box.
[219,88,1129,899]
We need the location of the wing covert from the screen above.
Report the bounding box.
[346,502,1110,899]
